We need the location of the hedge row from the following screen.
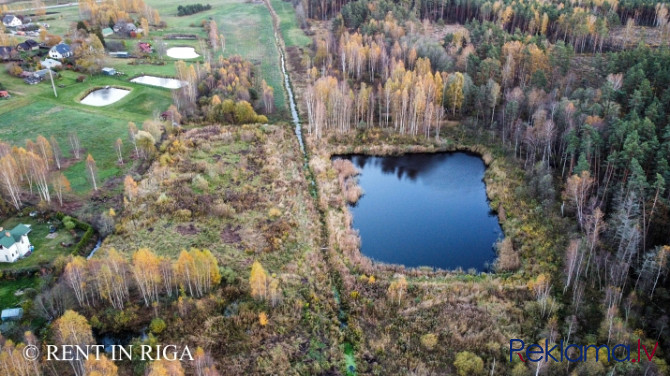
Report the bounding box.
[55,212,97,256]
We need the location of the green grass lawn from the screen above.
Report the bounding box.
[144,0,291,110]
[0,71,173,193]
[5,0,310,111]
[0,215,77,271]
[0,0,310,193]
[270,0,311,48]
[0,276,40,308]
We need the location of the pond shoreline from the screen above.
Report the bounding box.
[310,136,510,277]
[334,152,503,271]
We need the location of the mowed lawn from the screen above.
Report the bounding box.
[0,71,173,193]
[0,215,78,272]
[270,0,311,48]
[0,276,40,308]
[145,0,293,110]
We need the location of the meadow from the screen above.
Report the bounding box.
[0,71,173,193]
[269,0,311,48]
[141,0,311,110]
[0,275,39,308]
[1,0,313,186]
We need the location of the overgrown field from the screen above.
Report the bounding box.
[97,123,344,373]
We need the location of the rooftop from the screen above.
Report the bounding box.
[1,308,23,320]
[0,224,31,248]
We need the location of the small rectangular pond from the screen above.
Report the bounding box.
[130,75,184,89]
[80,87,130,107]
[338,152,503,272]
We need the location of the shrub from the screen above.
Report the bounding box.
[149,318,166,334]
[63,216,76,231]
[212,202,235,218]
[345,185,363,204]
[192,174,209,191]
[7,63,23,77]
[495,237,519,272]
[177,4,211,16]
[174,209,192,221]
[453,351,484,376]
[420,333,438,350]
[268,207,281,220]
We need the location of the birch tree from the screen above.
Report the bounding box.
[132,248,161,306]
[69,132,81,160]
[0,154,22,210]
[86,154,98,191]
[50,136,63,170]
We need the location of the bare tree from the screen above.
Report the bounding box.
[85,154,98,191]
[0,154,22,210]
[50,136,63,169]
[69,132,81,159]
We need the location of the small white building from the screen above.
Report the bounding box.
[48,43,73,59]
[0,224,32,263]
[1,308,24,321]
[2,15,22,28]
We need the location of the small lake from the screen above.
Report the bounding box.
[80,87,130,106]
[131,75,184,89]
[166,47,199,59]
[340,152,503,271]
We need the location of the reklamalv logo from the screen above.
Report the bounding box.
[510,339,659,363]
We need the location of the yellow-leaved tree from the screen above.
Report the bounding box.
[249,261,268,300]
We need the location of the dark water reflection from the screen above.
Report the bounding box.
[339,152,503,271]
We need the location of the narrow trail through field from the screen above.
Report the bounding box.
[263,0,357,374]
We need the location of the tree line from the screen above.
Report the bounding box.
[62,247,221,311]
[177,4,212,17]
[172,56,272,124]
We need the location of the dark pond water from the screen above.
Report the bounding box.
[95,329,147,352]
[339,152,503,271]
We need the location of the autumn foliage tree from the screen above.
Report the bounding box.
[0,334,42,376]
[52,173,71,206]
[132,248,162,306]
[86,154,98,191]
[53,310,94,376]
[563,170,594,229]
[147,359,184,376]
[85,354,118,376]
[174,248,221,298]
[249,260,268,301]
[387,275,407,305]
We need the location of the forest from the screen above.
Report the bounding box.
[288,0,670,374]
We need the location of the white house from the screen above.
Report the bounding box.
[48,43,73,59]
[0,224,32,263]
[2,15,22,28]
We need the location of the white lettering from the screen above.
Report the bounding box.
[141,345,154,361]
[47,345,59,360]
